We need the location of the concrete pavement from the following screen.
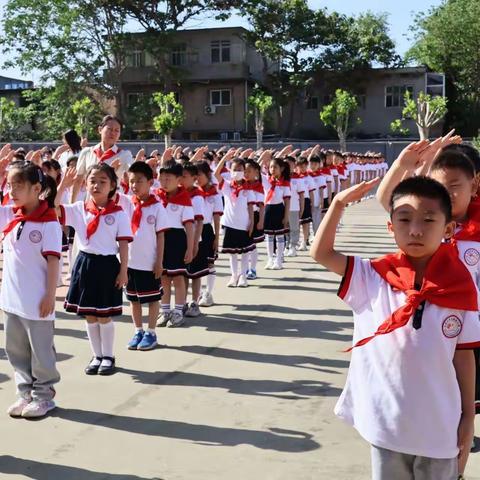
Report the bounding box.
[1,198,480,479]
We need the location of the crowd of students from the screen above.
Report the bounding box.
[311,130,480,479]
[0,115,386,420]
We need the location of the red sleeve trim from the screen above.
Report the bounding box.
[58,205,66,226]
[182,219,195,225]
[309,188,315,192]
[194,215,204,221]
[247,201,256,206]
[156,228,169,234]
[337,256,354,300]
[117,236,134,243]
[255,202,264,206]
[42,251,61,259]
[456,341,480,350]
[283,195,291,199]
[213,211,224,216]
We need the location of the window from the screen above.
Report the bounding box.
[127,50,145,68]
[426,73,445,97]
[385,85,414,108]
[356,91,367,109]
[306,96,319,110]
[210,89,231,106]
[211,40,231,63]
[322,94,332,106]
[171,44,187,66]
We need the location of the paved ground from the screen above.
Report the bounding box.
[2,198,480,479]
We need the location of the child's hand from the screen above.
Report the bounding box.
[135,148,145,162]
[257,220,264,231]
[192,243,199,260]
[153,261,163,279]
[283,216,289,229]
[184,248,193,265]
[110,158,122,171]
[457,414,474,465]
[396,140,430,171]
[248,222,254,237]
[115,270,128,289]
[334,178,381,208]
[39,294,55,318]
[213,237,219,254]
[60,167,77,190]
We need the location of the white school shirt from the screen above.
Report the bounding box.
[335,256,480,459]
[76,144,133,177]
[322,172,333,199]
[189,190,205,222]
[117,195,169,271]
[264,179,291,206]
[220,181,256,231]
[59,201,133,255]
[0,208,62,321]
[58,149,81,170]
[330,168,339,193]
[158,193,195,229]
[289,177,305,212]
[202,191,224,225]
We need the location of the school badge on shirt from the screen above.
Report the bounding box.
[464,248,480,266]
[29,230,42,243]
[442,315,463,338]
[104,215,116,225]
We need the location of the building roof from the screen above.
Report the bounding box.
[127,25,249,37]
[0,75,34,91]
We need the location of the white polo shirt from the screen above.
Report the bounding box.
[76,144,133,177]
[188,189,205,221]
[156,189,195,229]
[118,195,169,271]
[289,176,305,212]
[335,255,480,459]
[0,207,62,321]
[59,201,133,255]
[202,191,224,225]
[220,181,256,231]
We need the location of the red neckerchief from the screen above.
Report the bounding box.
[131,195,158,234]
[120,180,130,195]
[290,173,302,179]
[2,200,58,237]
[230,180,247,198]
[186,187,203,199]
[156,186,192,207]
[321,167,331,175]
[198,185,218,198]
[2,192,10,206]
[93,145,120,163]
[246,180,264,195]
[84,199,122,239]
[308,169,321,178]
[266,176,290,203]
[467,197,480,223]
[336,164,346,176]
[347,243,478,351]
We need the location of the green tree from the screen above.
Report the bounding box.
[407,0,480,134]
[248,86,273,149]
[0,97,35,141]
[391,91,447,140]
[152,92,185,148]
[319,89,360,151]
[72,97,103,139]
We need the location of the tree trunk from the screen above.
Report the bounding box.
[164,133,172,149]
[418,125,429,140]
[338,131,347,152]
[256,128,263,150]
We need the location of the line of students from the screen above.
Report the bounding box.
[312,131,480,480]
[0,125,385,419]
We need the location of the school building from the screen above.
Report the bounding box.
[0,75,33,106]
[117,26,445,140]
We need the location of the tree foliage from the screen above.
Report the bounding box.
[319,89,360,151]
[407,0,480,134]
[152,92,185,148]
[248,85,274,148]
[0,97,35,141]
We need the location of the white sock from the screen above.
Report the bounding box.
[86,322,102,357]
[206,274,216,294]
[229,254,239,278]
[266,235,275,259]
[99,321,115,358]
[241,253,249,276]
[276,235,285,262]
[249,248,258,270]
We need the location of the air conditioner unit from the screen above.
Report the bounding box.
[204,105,216,115]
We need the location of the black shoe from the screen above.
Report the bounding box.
[98,356,116,376]
[85,356,102,375]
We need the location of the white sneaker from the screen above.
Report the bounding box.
[227,276,238,287]
[289,247,297,257]
[21,399,56,418]
[185,301,201,317]
[237,274,248,287]
[198,291,214,307]
[272,259,283,270]
[167,310,185,328]
[298,241,307,251]
[265,258,275,269]
[157,311,171,327]
[7,397,31,417]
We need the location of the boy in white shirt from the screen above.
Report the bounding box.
[311,175,480,480]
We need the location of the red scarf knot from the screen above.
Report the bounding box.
[266,176,290,203]
[85,199,123,240]
[131,195,158,234]
[2,200,58,238]
[93,145,121,163]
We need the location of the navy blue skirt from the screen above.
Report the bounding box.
[164,228,188,277]
[300,198,312,225]
[264,203,289,236]
[187,224,215,279]
[251,210,265,244]
[65,251,123,318]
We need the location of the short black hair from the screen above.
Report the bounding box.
[245,159,261,173]
[390,176,452,222]
[443,144,480,174]
[99,114,123,130]
[128,161,154,180]
[160,160,183,177]
[431,150,475,179]
[231,157,246,169]
[296,156,308,166]
[183,162,199,176]
[86,163,118,198]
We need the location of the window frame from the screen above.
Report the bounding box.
[210,89,232,107]
[211,40,231,64]
[385,85,414,108]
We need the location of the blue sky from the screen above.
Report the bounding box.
[0,0,443,82]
